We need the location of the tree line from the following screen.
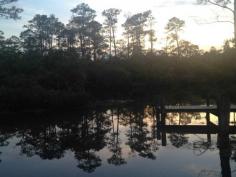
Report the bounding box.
[2,1,234,60]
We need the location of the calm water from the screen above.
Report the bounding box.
[0,105,235,177]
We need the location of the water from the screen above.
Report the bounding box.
[0,105,235,177]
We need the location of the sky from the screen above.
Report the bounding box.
[0,0,234,50]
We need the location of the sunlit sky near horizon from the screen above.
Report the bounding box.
[0,0,234,50]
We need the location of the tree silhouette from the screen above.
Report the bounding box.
[87,20,107,60]
[4,35,21,54]
[57,26,77,51]
[168,134,189,148]
[70,3,96,58]
[0,30,5,52]
[17,125,65,160]
[75,150,102,173]
[147,14,157,54]
[178,40,201,57]
[21,14,64,54]
[123,10,152,56]
[165,17,185,57]
[102,8,121,58]
[107,109,126,166]
[126,109,156,160]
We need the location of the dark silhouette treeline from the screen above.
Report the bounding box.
[1,3,206,58]
[1,50,236,110]
[1,1,236,110]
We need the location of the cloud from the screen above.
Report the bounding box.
[156,0,196,8]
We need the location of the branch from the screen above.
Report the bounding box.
[197,20,234,24]
[0,6,23,19]
[0,0,17,6]
[207,0,234,13]
[191,16,234,25]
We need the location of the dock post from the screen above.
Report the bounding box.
[206,112,210,126]
[218,133,232,177]
[160,99,166,146]
[217,96,230,133]
[155,103,161,140]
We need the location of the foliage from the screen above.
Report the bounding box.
[0,47,235,110]
[102,8,121,57]
[0,0,23,19]
[166,17,185,56]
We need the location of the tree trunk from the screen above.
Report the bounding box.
[174,29,180,57]
[151,40,153,54]
[234,0,236,46]
[127,34,130,58]
[176,38,180,57]
[176,34,180,57]
[150,31,153,53]
[80,35,84,57]
[109,27,112,59]
[94,48,97,61]
[112,27,117,57]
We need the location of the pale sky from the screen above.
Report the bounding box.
[0,0,234,50]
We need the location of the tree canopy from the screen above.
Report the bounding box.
[0,0,23,19]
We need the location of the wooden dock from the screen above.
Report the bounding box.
[157,105,236,113]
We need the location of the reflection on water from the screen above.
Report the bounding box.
[0,105,235,177]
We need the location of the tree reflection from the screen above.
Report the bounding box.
[17,124,64,159]
[126,105,156,159]
[107,108,126,165]
[192,135,215,156]
[12,109,110,173]
[75,151,102,173]
[70,111,110,172]
[0,101,234,176]
[168,134,188,148]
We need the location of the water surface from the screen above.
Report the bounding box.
[0,105,235,177]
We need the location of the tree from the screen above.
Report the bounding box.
[58,26,77,51]
[168,134,188,148]
[147,14,157,54]
[123,10,152,56]
[223,38,235,51]
[20,29,40,53]
[107,109,126,166]
[0,30,5,56]
[21,14,64,54]
[165,17,185,57]
[122,15,132,58]
[180,40,202,57]
[198,0,236,45]
[0,0,23,20]
[4,35,21,53]
[102,8,121,58]
[47,15,65,49]
[116,39,128,58]
[209,46,222,54]
[0,30,4,48]
[86,21,107,60]
[70,3,96,58]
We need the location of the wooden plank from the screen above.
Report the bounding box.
[155,105,236,112]
[157,125,236,134]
